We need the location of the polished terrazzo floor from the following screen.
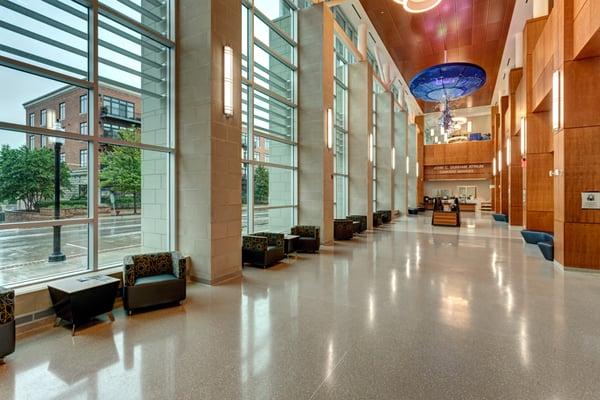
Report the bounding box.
[2,213,600,399]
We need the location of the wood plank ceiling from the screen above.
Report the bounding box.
[360,0,516,112]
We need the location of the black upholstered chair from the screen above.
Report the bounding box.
[242,232,285,267]
[0,286,15,364]
[373,212,383,227]
[290,226,320,253]
[123,252,187,314]
[334,219,354,240]
[347,215,367,233]
[377,210,392,223]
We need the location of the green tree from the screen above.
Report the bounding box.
[0,145,71,211]
[100,129,141,214]
[254,165,269,205]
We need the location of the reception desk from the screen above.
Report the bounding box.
[432,211,461,227]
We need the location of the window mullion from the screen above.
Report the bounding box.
[88,0,99,272]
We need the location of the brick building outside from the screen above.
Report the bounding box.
[23,85,141,199]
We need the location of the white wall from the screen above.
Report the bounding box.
[424,179,491,201]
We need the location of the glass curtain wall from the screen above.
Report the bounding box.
[0,0,175,286]
[372,80,384,211]
[333,35,354,219]
[242,0,298,234]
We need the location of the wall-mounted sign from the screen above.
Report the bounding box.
[582,192,600,209]
[424,163,492,180]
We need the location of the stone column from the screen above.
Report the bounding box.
[348,62,373,229]
[376,91,394,211]
[176,0,242,284]
[394,109,408,215]
[297,4,334,244]
[140,1,170,253]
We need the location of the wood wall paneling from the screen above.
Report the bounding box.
[573,0,600,59]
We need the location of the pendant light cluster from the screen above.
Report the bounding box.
[393,0,442,14]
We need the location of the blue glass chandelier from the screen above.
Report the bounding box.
[409,62,486,103]
[409,62,486,133]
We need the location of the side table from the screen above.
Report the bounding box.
[284,234,300,258]
[48,275,120,336]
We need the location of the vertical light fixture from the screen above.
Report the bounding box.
[493,157,497,177]
[520,116,526,156]
[406,156,410,175]
[430,128,435,137]
[223,45,234,117]
[498,150,503,172]
[506,138,511,166]
[552,70,560,131]
[467,120,473,133]
[416,162,419,178]
[369,133,373,162]
[391,147,396,170]
[327,108,333,149]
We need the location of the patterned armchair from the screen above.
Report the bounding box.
[291,225,320,253]
[347,215,367,233]
[123,251,186,314]
[334,219,354,240]
[0,286,15,364]
[242,232,285,268]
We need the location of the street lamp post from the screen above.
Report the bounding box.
[49,120,66,262]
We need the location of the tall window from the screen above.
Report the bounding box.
[372,80,384,210]
[58,102,66,120]
[79,149,88,168]
[241,1,298,234]
[28,113,35,126]
[80,94,87,114]
[0,0,175,287]
[333,35,354,219]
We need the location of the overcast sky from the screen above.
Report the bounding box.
[1,0,286,147]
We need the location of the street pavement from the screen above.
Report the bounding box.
[0,215,142,285]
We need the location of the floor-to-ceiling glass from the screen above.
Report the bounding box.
[333,35,354,219]
[241,0,298,234]
[0,0,175,286]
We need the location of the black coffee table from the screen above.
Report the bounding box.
[48,275,120,336]
[284,234,300,257]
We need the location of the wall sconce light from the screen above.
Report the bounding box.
[369,133,373,162]
[498,150,502,172]
[506,138,511,166]
[467,120,472,133]
[552,70,560,131]
[223,45,234,117]
[391,147,396,170]
[416,161,419,178]
[327,108,333,149]
[406,156,410,175]
[493,157,496,177]
[520,116,526,156]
